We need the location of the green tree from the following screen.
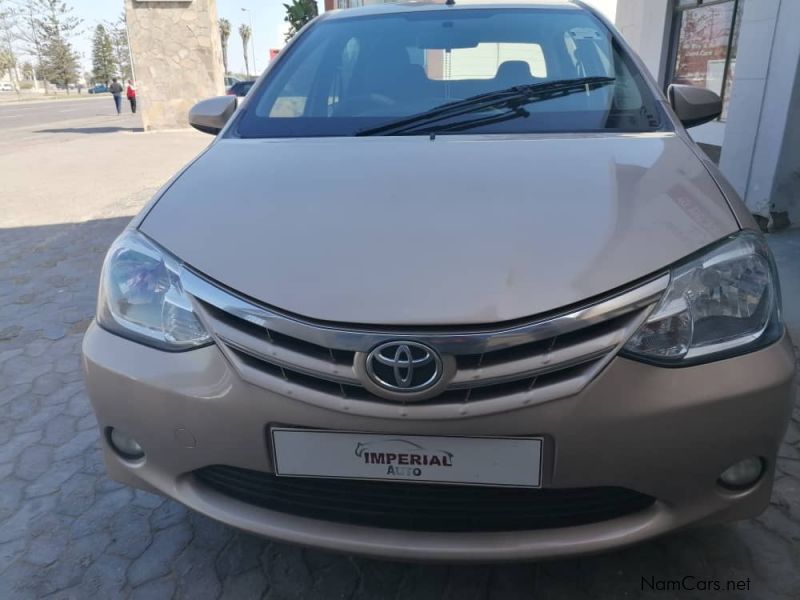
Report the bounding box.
[22,60,35,80]
[91,23,114,83]
[12,0,49,91]
[42,34,78,89]
[0,3,22,94]
[283,0,317,42]
[107,13,131,80]
[219,18,230,75]
[34,0,82,92]
[239,23,251,77]
[0,47,14,82]
[0,6,12,60]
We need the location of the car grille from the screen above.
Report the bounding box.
[194,465,656,533]
[183,269,668,418]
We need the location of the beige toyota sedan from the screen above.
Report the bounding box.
[83,0,795,561]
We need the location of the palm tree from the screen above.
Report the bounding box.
[239,24,251,77]
[219,18,231,75]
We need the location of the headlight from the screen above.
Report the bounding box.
[623,231,782,365]
[97,229,211,351]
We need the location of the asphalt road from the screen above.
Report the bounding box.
[0,97,142,147]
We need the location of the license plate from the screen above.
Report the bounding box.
[270,428,543,488]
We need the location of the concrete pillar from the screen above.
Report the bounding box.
[770,65,800,225]
[615,0,672,85]
[125,0,225,131]
[719,0,800,223]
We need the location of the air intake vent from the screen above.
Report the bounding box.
[195,465,656,533]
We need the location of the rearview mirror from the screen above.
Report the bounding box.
[189,96,237,135]
[667,84,722,128]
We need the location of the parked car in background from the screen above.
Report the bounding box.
[0,82,15,92]
[88,84,109,94]
[225,76,241,90]
[84,0,795,562]
[226,80,255,97]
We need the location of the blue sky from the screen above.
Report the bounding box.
[68,0,296,76]
[67,0,616,77]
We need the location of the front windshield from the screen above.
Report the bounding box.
[236,8,665,138]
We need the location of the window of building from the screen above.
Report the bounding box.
[670,0,744,121]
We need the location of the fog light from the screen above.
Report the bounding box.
[718,457,764,490]
[108,428,145,460]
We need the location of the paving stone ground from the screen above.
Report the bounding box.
[1,129,799,599]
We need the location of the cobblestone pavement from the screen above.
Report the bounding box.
[2,208,800,597]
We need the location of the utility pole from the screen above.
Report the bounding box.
[241,7,257,75]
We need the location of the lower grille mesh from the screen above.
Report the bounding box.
[194,465,656,532]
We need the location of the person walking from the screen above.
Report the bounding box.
[126,80,137,114]
[109,77,123,115]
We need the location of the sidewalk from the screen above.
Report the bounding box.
[0,93,100,105]
[0,128,210,229]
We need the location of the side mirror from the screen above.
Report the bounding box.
[667,84,722,128]
[189,96,237,135]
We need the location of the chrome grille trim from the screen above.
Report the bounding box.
[182,268,669,354]
[185,268,668,418]
[227,350,608,419]
[448,318,636,389]
[220,336,361,386]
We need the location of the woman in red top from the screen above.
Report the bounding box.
[126,80,137,114]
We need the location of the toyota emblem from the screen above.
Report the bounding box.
[365,341,443,393]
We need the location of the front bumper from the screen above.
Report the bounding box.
[82,322,796,561]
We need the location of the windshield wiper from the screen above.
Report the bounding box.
[356,76,616,137]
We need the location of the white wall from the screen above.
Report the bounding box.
[614,0,671,84]
[719,0,800,220]
[689,120,726,147]
[583,0,617,22]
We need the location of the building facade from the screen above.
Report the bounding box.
[616,0,800,228]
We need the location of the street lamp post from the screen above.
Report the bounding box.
[241,7,257,76]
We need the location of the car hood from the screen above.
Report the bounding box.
[141,133,738,326]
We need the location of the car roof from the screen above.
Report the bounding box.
[322,0,583,21]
